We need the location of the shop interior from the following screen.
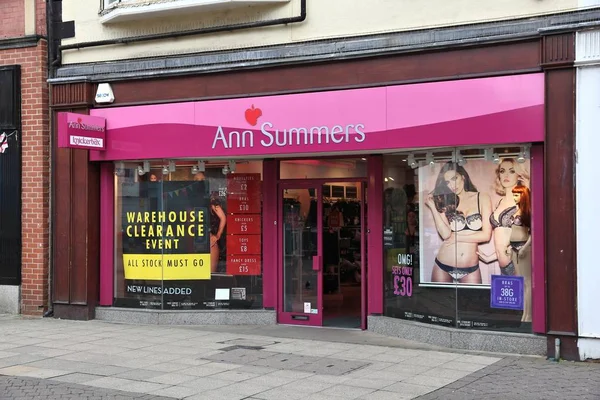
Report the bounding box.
[280,158,367,329]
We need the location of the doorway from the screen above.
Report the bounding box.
[278,180,367,329]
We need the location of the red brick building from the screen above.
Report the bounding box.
[0,0,49,316]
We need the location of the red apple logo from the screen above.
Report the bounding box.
[245,105,262,126]
[77,117,82,123]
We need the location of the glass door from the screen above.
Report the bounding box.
[278,183,323,326]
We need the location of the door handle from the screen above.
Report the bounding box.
[312,255,321,271]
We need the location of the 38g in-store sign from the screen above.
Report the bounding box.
[490,275,524,310]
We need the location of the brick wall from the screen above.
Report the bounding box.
[0,0,25,38]
[36,0,47,36]
[0,0,50,316]
[0,43,50,316]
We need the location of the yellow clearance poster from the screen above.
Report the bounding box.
[121,179,212,308]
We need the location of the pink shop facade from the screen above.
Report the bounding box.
[59,73,548,351]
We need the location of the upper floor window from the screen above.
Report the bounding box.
[100,0,290,24]
[104,0,121,8]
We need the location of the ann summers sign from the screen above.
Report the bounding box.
[57,112,106,150]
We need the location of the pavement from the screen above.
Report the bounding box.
[0,314,598,399]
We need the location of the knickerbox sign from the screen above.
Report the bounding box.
[58,112,106,150]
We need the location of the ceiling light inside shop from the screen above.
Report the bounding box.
[516,146,530,163]
[137,160,150,176]
[114,161,125,177]
[426,152,435,168]
[492,153,501,164]
[408,154,418,169]
[191,160,206,175]
[456,150,467,166]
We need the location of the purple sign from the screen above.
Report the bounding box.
[490,275,524,310]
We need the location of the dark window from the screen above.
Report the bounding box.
[0,65,21,285]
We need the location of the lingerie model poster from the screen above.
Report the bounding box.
[418,158,532,320]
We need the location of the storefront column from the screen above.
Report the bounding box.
[262,159,278,309]
[541,33,578,360]
[99,163,114,306]
[51,82,100,320]
[575,28,600,360]
[367,156,383,315]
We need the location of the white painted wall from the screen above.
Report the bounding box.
[579,0,600,6]
[576,29,600,360]
[61,0,578,64]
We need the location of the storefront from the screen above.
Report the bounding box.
[56,73,545,338]
[51,27,581,357]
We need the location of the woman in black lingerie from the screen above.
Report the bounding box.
[425,162,492,284]
[194,172,227,273]
[479,158,529,276]
[511,184,532,322]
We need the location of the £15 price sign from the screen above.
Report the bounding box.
[392,253,414,297]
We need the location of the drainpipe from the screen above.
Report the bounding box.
[51,0,307,67]
[44,0,55,318]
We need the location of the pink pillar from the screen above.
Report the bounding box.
[367,156,384,314]
[99,163,114,306]
[262,159,279,309]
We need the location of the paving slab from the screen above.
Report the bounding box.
[0,375,175,400]
[1,315,599,400]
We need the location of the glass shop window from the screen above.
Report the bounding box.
[383,146,534,333]
[113,159,264,310]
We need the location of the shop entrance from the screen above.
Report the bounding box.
[278,179,367,329]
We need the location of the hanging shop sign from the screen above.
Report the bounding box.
[57,112,106,150]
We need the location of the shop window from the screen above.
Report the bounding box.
[383,146,533,332]
[113,160,263,310]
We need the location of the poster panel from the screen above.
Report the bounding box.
[418,158,531,290]
[121,180,212,309]
[226,173,262,276]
